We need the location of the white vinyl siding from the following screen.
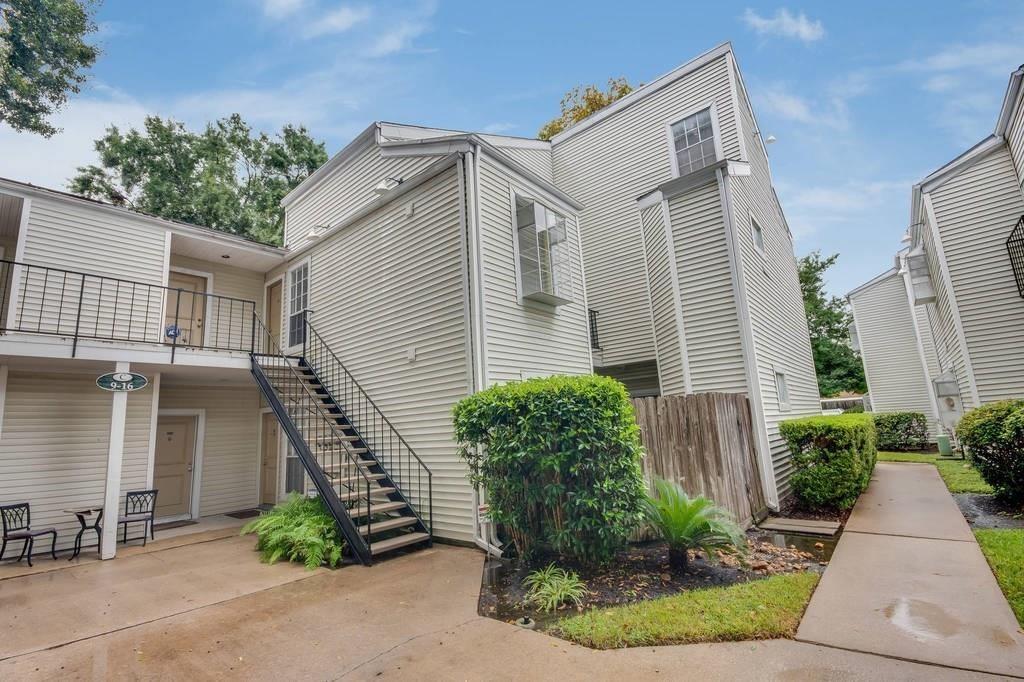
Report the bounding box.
[0,371,152,552]
[667,180,747,393]
[1006,91,1024,188]
[477,156,592,383]
[920,217,969,400]
[850,272,941,437]
[729,80,820,496]
[284,140,443,250]
[928,145,1024,403]
[596,361,661,397]
[639,203,685,394]
[159,384,261,516]
[306,166,473,542]
[551,54,740,368]
[493,145,554,183]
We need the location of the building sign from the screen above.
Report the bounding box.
[97,371,148,392]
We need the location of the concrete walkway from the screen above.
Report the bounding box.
[798,462,1024,678]
[0,529,998,680]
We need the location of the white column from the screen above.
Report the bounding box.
[101,361,130,559]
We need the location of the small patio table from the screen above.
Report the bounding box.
[65,507,103,560]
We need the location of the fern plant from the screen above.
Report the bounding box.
[644,477,746,572]
[523,563,588,612]
[241,494,345,569]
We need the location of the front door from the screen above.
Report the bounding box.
[165,271,208,347]
[266,280,282,347]
[154,416,197,518]
[260,412,280,505]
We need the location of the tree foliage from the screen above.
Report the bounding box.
[797,251,867,397]
[0,0,99,136]
[70,114,327,245]
[537,77,634,140]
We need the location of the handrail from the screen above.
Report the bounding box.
[0,258,258,359]
[1008,215,1024,299]
[302,318,432,536]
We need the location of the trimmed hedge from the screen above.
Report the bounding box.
[872,412,928,451]
[452,374,646,565]
[957,399,1024,502]
[779,414,877,510]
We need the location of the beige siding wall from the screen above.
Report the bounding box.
[850,273,941,437]
[305,166,473,542]
[159,384,261,517]
[667,180,747,393]
[929,145,1024,403]
[284,141,442,251]
[1006,94,1024,187]
[596,361,661,397]
[477,155,592,383]
[639,202,684,394]
[729,85,820,495]
[493,145,553,183]
[14,196,167,342]
[169,254,265,351]
[0,370,153,552]
[551,55,740,367]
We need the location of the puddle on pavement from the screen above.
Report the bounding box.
[480,557,566,629]
[883,597,962,641]
[749,530,839,564]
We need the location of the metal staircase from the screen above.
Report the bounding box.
[250,315,432,565]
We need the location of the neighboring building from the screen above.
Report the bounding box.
[847,260,943,438]
[550,43,820,506]
[852,65,1024,435]
[0,42,818,566]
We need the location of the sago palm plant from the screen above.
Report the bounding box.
[643,477,746,572]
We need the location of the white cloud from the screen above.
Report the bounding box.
[742,8,824,43]
[303,5,371,38]
[900,42,1020,76]
[481,122,517,134]
[262,0,306,19]
[779,179,911,240]
[367,21,429,56]
[756,84,850,130]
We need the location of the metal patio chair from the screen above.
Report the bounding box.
[0,503,57,567]
[118,490,158,546]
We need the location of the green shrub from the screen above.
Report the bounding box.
[523,563,588,612]
[779,414,877,510]
[843,403,865,414]
[872,412,928,450]
[643,477,745,572]
[241,494,345,569]
[453,374,646,565]
[957,400,1024,502]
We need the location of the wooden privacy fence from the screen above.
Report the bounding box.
[631,393,768,529]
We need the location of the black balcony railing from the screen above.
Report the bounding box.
[1009,215,1024,299]
[0,259,257,360]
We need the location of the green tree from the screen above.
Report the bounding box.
[1,0,99,136]
[797,251,867,397]
[537,77,634,140]
[70,114,328,245]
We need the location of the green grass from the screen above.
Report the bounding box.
[976,529,1024,626]
[877,451,993,494]
[552,572,820,649]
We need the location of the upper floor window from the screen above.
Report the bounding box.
[288,261,308,347]
[670,108,718,176]
[513,194,573,306]
[775,370,790,411]
[751,217,765,253]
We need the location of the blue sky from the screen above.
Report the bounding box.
[2,1,1023,296]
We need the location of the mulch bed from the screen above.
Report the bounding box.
[775,497,852,525]
[954,494,1024,530]
[478,531,826,626]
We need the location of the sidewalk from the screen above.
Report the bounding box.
[797,462,1024,678]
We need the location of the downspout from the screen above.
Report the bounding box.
[463,147,503,557]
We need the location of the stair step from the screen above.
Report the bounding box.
[348,501,408,518]
[330,472,387,485]
[370,532,430,556]
[322,459,376,471]
[314,445,367,455]
[336,486,396,501]
[357,516,417,536]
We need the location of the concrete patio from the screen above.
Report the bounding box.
[0,521,1003,680]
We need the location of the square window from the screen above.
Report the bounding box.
[751,217,765,253]
[670,107,718,176]
[513,194,573,306]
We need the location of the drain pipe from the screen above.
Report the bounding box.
[464,145,503,558]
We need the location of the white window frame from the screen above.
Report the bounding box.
[750,214,765,254]
[665,102,724,179]
[286,258,310,351]
[775,370,791,412]
[508,188,574,307]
